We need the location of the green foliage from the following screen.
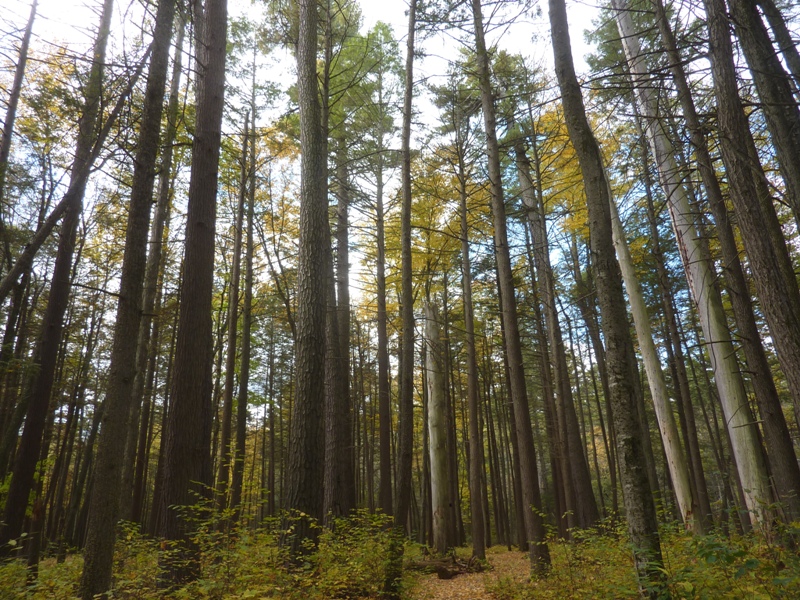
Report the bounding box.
[481,528,800,600]
[0,509,403,599]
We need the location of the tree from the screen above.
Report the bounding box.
[79,0,177,594]
[282,0,328,555]
[548,0,665,591]
[156,0,228,583]
[471,0,550,573]
[610,0,773,529]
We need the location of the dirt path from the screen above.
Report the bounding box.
[407,548,530,600]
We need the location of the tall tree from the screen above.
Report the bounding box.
[471,0,550,573]
[384,2,417,597]
[548,0,665,592]
[611,0,772,528]
[156,0,228,583]
[424,301,453,554]
[215,114,249,513]
[283,0,328,554]
[79,0,176,594]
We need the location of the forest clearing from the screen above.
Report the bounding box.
[1,0,800,597]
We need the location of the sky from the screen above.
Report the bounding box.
[2,0,601,75]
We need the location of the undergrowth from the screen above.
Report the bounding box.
[1,515,798,599]
[485,522,800,599]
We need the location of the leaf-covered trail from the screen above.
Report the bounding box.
[408,547,530,600]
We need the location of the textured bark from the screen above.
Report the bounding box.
[283,0,327,555]
[704,0,800,528]
[0,0,114,556]
[79,0,176,593]
[425,302,452,554]
[651,0,800,523]
[548,0,664,591]
[129,17,185,524]
[472,0,549,572]
[156,0,227,583]
[613,0,772,528]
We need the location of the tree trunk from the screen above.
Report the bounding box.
[375,152,393,517]
[727,0,800,229]
[548,0,665,591]
[425,302,452,554]
[516,139,598,532]
[384,3,417,597]
[231,110,256,520]
[79,0,176,592]
[156,0,227,583]
[459,157,486,559]
[129,15,185,524]
[472,0,550,572]
[756,0,800,96]
[215,115,248,514]
[283,0,327,556]
[612,0,772,528]
[607,192,697,532]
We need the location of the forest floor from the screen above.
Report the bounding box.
[408,546,529,600]
[2,522,799,598]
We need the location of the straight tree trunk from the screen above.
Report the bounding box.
[215,115,248,513]
[472,0,550,572]
[283,0,327,556]
[375,154,393,518]
[425,302,452,554]
[548,0,665,591]
[79,0,176,592]
[459,156,486,559]
[156,0,227,583]
[384,3,417,597]
[129,16,185,524]
[231,110,257,520]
